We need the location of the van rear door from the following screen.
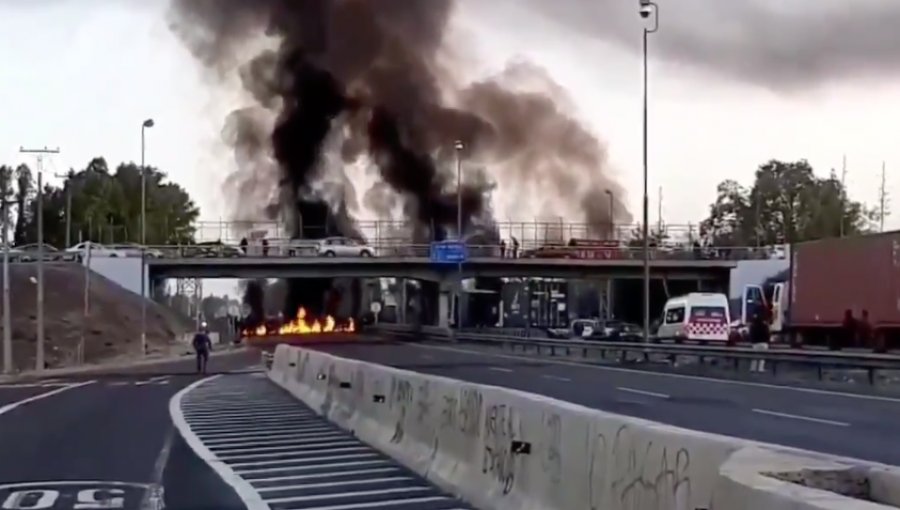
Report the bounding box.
[687,306,730,342]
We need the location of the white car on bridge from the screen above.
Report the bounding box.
[317,237,376,257]
[65,242,130,260]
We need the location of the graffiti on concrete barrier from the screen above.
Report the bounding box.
[587,425,692,510]
[351,367,366,400]
[415,381,432,424]
[389,377,414,444]
[440,395,458,431]
[481,404,520,496]
[295,351,310,382]
[458,388,482,437]
[541,412,562,486]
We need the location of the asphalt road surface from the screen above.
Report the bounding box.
[306,341,900,466]
[0,349,259,510]
[0,345,473,510]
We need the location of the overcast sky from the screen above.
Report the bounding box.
[2,0,898,236]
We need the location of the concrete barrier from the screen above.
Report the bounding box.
[268,344,900,510]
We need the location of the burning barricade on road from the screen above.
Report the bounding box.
[242,307,356,341]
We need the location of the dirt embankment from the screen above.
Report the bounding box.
[1,263,193,371]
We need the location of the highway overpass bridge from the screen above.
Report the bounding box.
[146,256,737,282]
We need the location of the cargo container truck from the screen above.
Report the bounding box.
[747,233,900,350]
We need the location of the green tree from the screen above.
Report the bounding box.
[0,165,12,233]
[700,159,875,246]
[15,157,199,246]
[13,164,33,245]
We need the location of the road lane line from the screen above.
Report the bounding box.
[541,375,571,382]
[0,380,94,416]
[617,387,670,399]
[751,408,850,427]
[256,476,414,492]
[417,343,900,404]
[170,375,268,510]
[139,426,174,510]
[487,367,514,373]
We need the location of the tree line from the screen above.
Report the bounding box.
[699,159,887,246]
[0,157,199,248]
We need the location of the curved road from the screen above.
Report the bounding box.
[0,347,472,510]
[305,340,900,466]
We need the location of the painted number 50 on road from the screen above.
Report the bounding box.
[0,482,155,510]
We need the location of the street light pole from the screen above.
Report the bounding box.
[21,146,59,371]
[141,118,154,357]
[454,140,464,331]
[639,1,658,344]
[605,189,614,238]
[2,199,11,374]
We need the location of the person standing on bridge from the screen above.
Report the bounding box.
[193,323,213,375]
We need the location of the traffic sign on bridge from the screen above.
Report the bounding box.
[430,240,468,264]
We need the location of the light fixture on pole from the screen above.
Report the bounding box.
[140,118,154,357]
[639,0,658,344]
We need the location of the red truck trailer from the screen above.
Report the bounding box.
[767,232,900,350]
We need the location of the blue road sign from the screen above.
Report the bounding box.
[430,241,468,263]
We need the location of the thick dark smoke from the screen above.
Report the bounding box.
[515,0,900,91]
[169,0,628,318]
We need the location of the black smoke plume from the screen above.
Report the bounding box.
[169,0,629,318]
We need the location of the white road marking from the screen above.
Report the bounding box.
[136,376,170,386]
[196,425,333,440]
[202,430,340,445]
[0,381,94,416]
[216,443,369,465]
[212,439,356,454]
[235,459,390,476]
[751,408,851,427]
[230,452,379,469]
[248,467,401,484]
[108,381,132,387]
[256,476,414,492]
[264,486,430,505]
[417,343,900,404]
[289,496,451,510]
[139,426,174,510]
[617,387,670,399]
[541,375,571,382]
[169,376,269,510]
[487,367,514,373]
[186,414,316,426]
[0,382,71,389]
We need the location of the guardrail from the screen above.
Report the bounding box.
[6,243,776,262]
[370,324,900,385]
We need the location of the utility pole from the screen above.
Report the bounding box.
[657,186,663,233]
[2,199,12,374]
[879,161,889,233]
[20,146,60,372]
[454,140,464,331]
[839,155,847,238]
[54,172,72,247]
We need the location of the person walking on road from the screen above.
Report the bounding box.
[193,323,213,375]
[749,312,770,373]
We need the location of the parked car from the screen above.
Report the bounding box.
[9,243,77,262]
[109,243,165,258]
[317,237,375,257]
[180,241,244,258]
[65,242,130,259]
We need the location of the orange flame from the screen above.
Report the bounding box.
[242,307,356,337]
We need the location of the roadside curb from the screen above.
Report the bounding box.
[0,346,249,382]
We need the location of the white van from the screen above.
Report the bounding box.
[657,293,731,343]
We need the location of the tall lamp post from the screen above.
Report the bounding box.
[639,0,658,343]
[604,189,614,239]
[454,140,464,330]
[2,199,12,374]
[141,118,154,357]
